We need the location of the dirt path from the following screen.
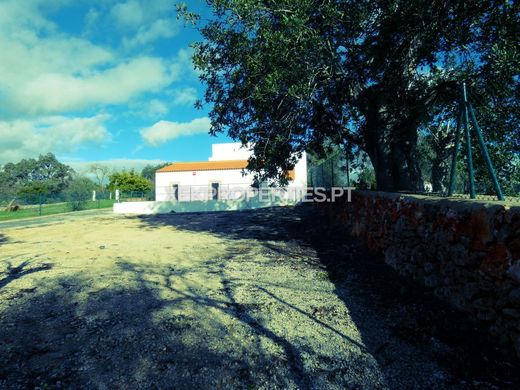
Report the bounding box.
[0,207,517,389]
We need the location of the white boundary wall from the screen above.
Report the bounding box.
[113,190,306,214]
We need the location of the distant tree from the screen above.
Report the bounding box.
[0,153,74,198]
[108,170,152,192]
[141,163,170,184]
[356,166,377,190]
[65,176,96,211]
[88,164,111,191]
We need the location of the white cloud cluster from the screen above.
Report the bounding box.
[140,117,211,146]
[0,0,181,117]
[18,57,172,115]
[0,0,204,163]
[0,115,111,163]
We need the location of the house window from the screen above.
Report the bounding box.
[211,182,219,200]
[172,184,179,201]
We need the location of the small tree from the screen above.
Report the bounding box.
[88,164,111,191]
[66,177,96,211]
[108,170,152,193]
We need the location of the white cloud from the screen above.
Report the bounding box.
[147,99,169,117]
[110,0,173,30]
[169,47,199,79]
[0,0,202,163]
[140,117,211,146]
[0,1,179,117]
[111,1,143,28]
[171,87,198,106]
[0,114,111,164]
[122,18,179,48]
[15,57,173,115]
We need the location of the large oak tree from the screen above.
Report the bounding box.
[181,0,519,191]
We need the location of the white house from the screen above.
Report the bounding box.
[155,142,307,202]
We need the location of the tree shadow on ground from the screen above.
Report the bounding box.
[0,261,309,389]
[137,206,520,388]
[0,260,53,290]
[0,234,7,246]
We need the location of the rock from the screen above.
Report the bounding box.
[513,333,520,360]
[476,307,498,322]
[507,261,520,284]
[424,262,435,274]
[501,308,520,319]
[463,283,480,300]
[509,288,520,306]
[424,275,440,288]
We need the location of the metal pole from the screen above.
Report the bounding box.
[448,110,464,196]
[346,156,350,187]
[331,159,334,188]
[467,103,505,200]
[462,83,476,199]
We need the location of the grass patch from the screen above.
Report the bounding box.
[0,199,115,221]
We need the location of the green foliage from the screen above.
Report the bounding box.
[108,170,152,192]
[180,0,519,192]
[0,153,74,197]
[356,166,377,190]
[141,163,170,184]
[65,177,96,211]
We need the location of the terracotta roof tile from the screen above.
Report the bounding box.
[156,160,249,173]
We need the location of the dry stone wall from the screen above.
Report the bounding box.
[317,190,520,358]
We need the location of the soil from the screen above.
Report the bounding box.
[0,206,518,389]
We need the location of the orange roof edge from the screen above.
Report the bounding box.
[157,160,249,173]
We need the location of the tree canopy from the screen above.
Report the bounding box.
[181,0,519,191]
[141,163,170,184]
[0,153,75,196]
[108,170,152,192]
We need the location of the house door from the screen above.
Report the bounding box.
[211,182,219,200]
[172,184,179,201]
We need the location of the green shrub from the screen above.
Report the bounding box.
[66,177,96,211]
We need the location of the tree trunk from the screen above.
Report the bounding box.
[364,123,424,192]
[431,155,444,193]
[357,86,424,192]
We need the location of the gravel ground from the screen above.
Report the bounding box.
[0,207,518,389]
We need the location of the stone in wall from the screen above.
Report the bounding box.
[317,190,520,359]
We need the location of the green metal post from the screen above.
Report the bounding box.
[462,83,476,199]
[467,103,505,200]
[346,156,350,187]
[331,159,334,188]
[448,110,464,196]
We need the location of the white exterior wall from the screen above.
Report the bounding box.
[156,168,254,201]
[155,144,308,202]
[208,142,251,161]
[291,151,307,188]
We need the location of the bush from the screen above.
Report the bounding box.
[66,177,96,211]
[108,170,152,192]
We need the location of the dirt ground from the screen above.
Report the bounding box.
[0,207,518,389]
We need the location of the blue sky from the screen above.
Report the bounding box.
[0,0,231,174]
